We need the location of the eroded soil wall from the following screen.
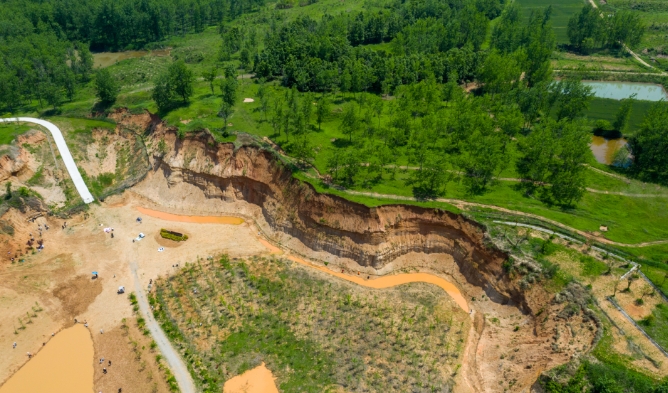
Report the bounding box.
[145,123,531,310]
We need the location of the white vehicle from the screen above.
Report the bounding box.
[117,286,125,294]
[135,233,146,242]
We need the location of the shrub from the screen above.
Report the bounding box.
[160,229,188,242]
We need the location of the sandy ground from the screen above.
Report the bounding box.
[0,192,272,389]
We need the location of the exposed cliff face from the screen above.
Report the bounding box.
[97,111,600,392]
[141,121,533,310]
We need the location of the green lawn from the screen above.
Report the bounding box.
[0,123,32,145]
[637,303,668,352]
[586,97,654,136]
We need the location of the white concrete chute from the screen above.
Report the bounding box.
[0,117,95,204]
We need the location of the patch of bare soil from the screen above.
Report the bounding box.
[52,275,103,320]
[92,318,170,393]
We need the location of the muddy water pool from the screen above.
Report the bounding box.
[590,136,628,165]
[0,324,93,393]
[223,363,279,393]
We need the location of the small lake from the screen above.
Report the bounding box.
[93,48,171,68]
[0,324,93,393]
[591,136,628,165]
[583,81,668,101]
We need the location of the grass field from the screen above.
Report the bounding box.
[516,0,586,44]
[150,255,468,392]
[0,123,32,145]
[638,303,668,352]
[586,97,654,136]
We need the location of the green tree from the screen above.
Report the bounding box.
[168,61,194,104]
[613,94,636,132]
[549,121,590,205]
[550,79,594,121]
[218,102,234,126]
[239,47,252,71]
[607,11,645,48]
[516,121,557,196]
[478,51,521,96]
[517,119,590,205]
[631,102,668,184]
[458,130,506,194]
[152,73,173,112]
[260,95,270,121]
[523,8,556,87]
[340,104,359,142]
[220,77,238,107]
[567,4,603,53]
[202,67,218,94]
[290,135,315,165]
[315,97,330,131]
[94,68,120,105]
[44,82,63,109]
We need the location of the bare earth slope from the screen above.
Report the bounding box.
[129,112,600,392]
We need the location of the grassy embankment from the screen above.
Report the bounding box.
[150,255,468,392]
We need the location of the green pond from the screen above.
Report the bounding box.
[583,81,668,101]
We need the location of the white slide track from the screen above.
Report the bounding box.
[0,117,95,203]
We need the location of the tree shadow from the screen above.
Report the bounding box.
[332,139,353,148]
[91,101,114,115]
[411,185,443,201]
[40,108,62,117]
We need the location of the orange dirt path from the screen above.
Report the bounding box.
[0,324,93,393]
[222,363,279,393]
[136,206,244,225]
[286,255,469,312]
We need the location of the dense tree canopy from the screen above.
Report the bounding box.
[567,4,645,52]
[631,102,668,185]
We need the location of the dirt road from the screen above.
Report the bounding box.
[0,117,95,203]
[130,261,196,393]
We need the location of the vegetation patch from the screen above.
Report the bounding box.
[159,229,188,242]
[150,255,468,392]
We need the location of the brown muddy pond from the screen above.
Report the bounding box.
[590,136,628,165]
[0,324,94,393]
[223,363,279,393]
[93,49,171,68]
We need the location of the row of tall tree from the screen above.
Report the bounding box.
[0,0,266,51]
[253,0,517,93]
[567,4,645,53]
[0,34,93,111]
